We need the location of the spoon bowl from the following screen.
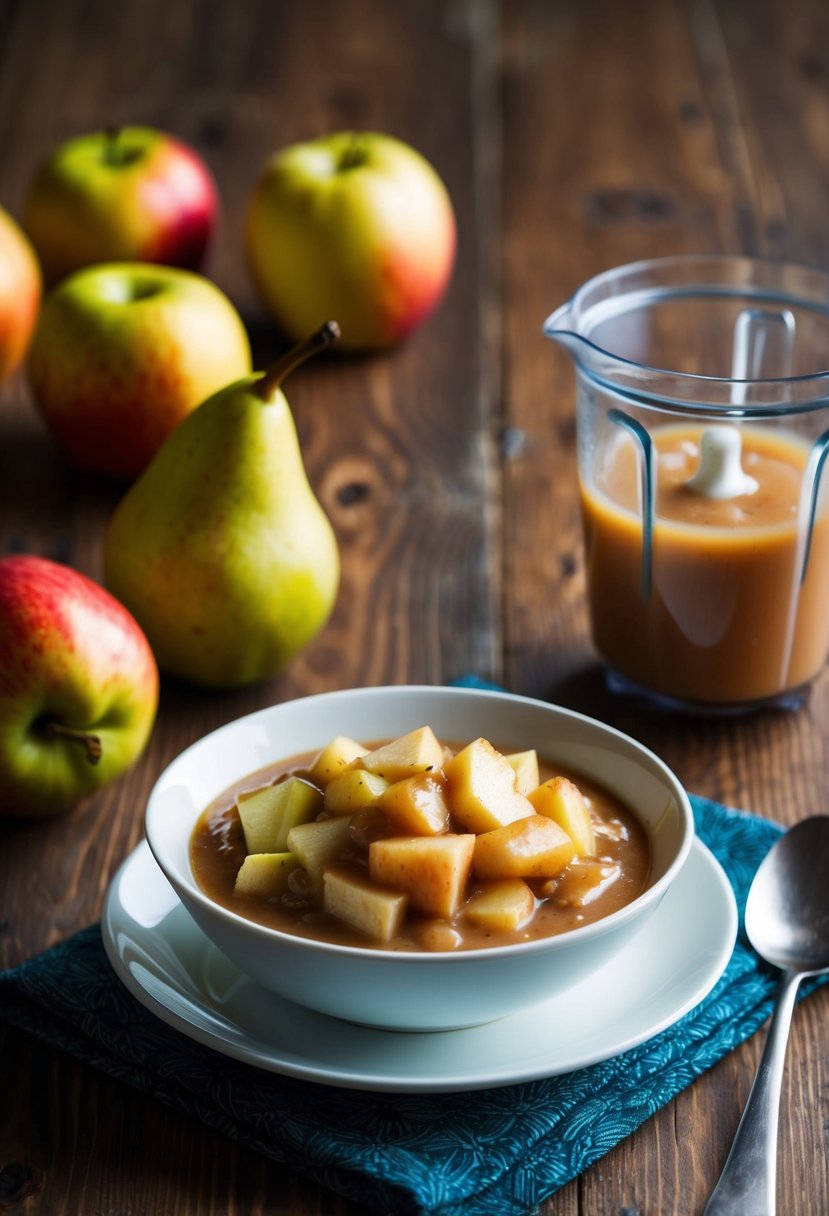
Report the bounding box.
[705,815,829,1215]
[746,819,829,975]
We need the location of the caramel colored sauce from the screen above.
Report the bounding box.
[581,425,829,705]
[190,745,650,953]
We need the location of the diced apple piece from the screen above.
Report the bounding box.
[552,860,621,908]
[444,738,534,832]
[324,768,390,815]
[234,852,300,897]
[287,815,353,893]
[236,777,322,854]
[369,833,475,918]
[527,776,596,857]
[359,726,445,782]
[464,879,536,932]
[323,863,408,943]
[504,749,540,794]
[375,773,450,836]
[309,736,368,786]
[473,815,575,879]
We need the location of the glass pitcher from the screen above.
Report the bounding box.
[544,255,829,714]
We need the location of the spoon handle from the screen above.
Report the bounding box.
[703,969,802,1216]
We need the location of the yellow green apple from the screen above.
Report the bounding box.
[0,205,41,383]
[246,131,456,350]
[27,262,252,481]
[23,126,219,284]
[0,554,159,817]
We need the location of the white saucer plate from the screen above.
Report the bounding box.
[102,837,737,1093]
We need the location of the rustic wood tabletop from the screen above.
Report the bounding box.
[2,0,829,1212]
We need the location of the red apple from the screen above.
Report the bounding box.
[23,126,219,284]
[0,555,159,817]
[0,204,41,382]
[27,262,252,481]
[246,131,457,350]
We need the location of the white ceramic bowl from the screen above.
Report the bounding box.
[145,685,694,1031]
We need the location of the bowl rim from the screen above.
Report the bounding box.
[145,684,695,964]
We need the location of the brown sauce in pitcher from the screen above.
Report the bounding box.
[581,424,829,705]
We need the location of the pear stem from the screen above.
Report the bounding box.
[43,721,103,765]
[256,321,341,400]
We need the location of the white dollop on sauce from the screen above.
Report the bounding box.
[685,425,759,499]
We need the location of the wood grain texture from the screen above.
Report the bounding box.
[1,0,829,1213]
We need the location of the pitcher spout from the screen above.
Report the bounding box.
[543,301,577,344]
[542,301,593,358]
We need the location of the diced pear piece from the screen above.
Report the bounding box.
[324,768,390,814]
[375,773,450,836]
[287,815,353,893]
[504,749,540,795]
[465,879,536,932]
[552,859,621,908]
[309,736,368,786]
[359,726,445,782]
[473,814,575,879]
[369,833,475,918]
[444,737,534,833]
[234,852,300,897]
[236,777,322,854]
[527,776,596,857]
[323,863,408,943]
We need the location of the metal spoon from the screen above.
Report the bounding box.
[704,816,829,1215]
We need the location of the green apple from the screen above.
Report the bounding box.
[246,131,456,350]
[23,126,219,285]
[0,554,159,817]
[27,262,252,481]
[0,204,41,382]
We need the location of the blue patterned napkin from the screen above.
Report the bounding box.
[3,797,825,1216]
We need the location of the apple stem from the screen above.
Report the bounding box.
[102,126,124,166]
[256,321,341,400]
[339,134,367,171]
[43,721,103,765]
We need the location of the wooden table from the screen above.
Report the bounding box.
[2,0,828,1211]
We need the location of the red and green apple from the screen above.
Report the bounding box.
[27,262,252,481]
[23,125,219,284]
[0,204,41,383]
[245,131,457,351]
[0,554,159,817]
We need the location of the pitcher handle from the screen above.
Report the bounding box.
[608,409,654,599]
[798,429,829,585]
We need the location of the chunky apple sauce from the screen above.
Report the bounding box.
[190,727,651,952]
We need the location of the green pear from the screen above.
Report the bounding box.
[104,322,341,689]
